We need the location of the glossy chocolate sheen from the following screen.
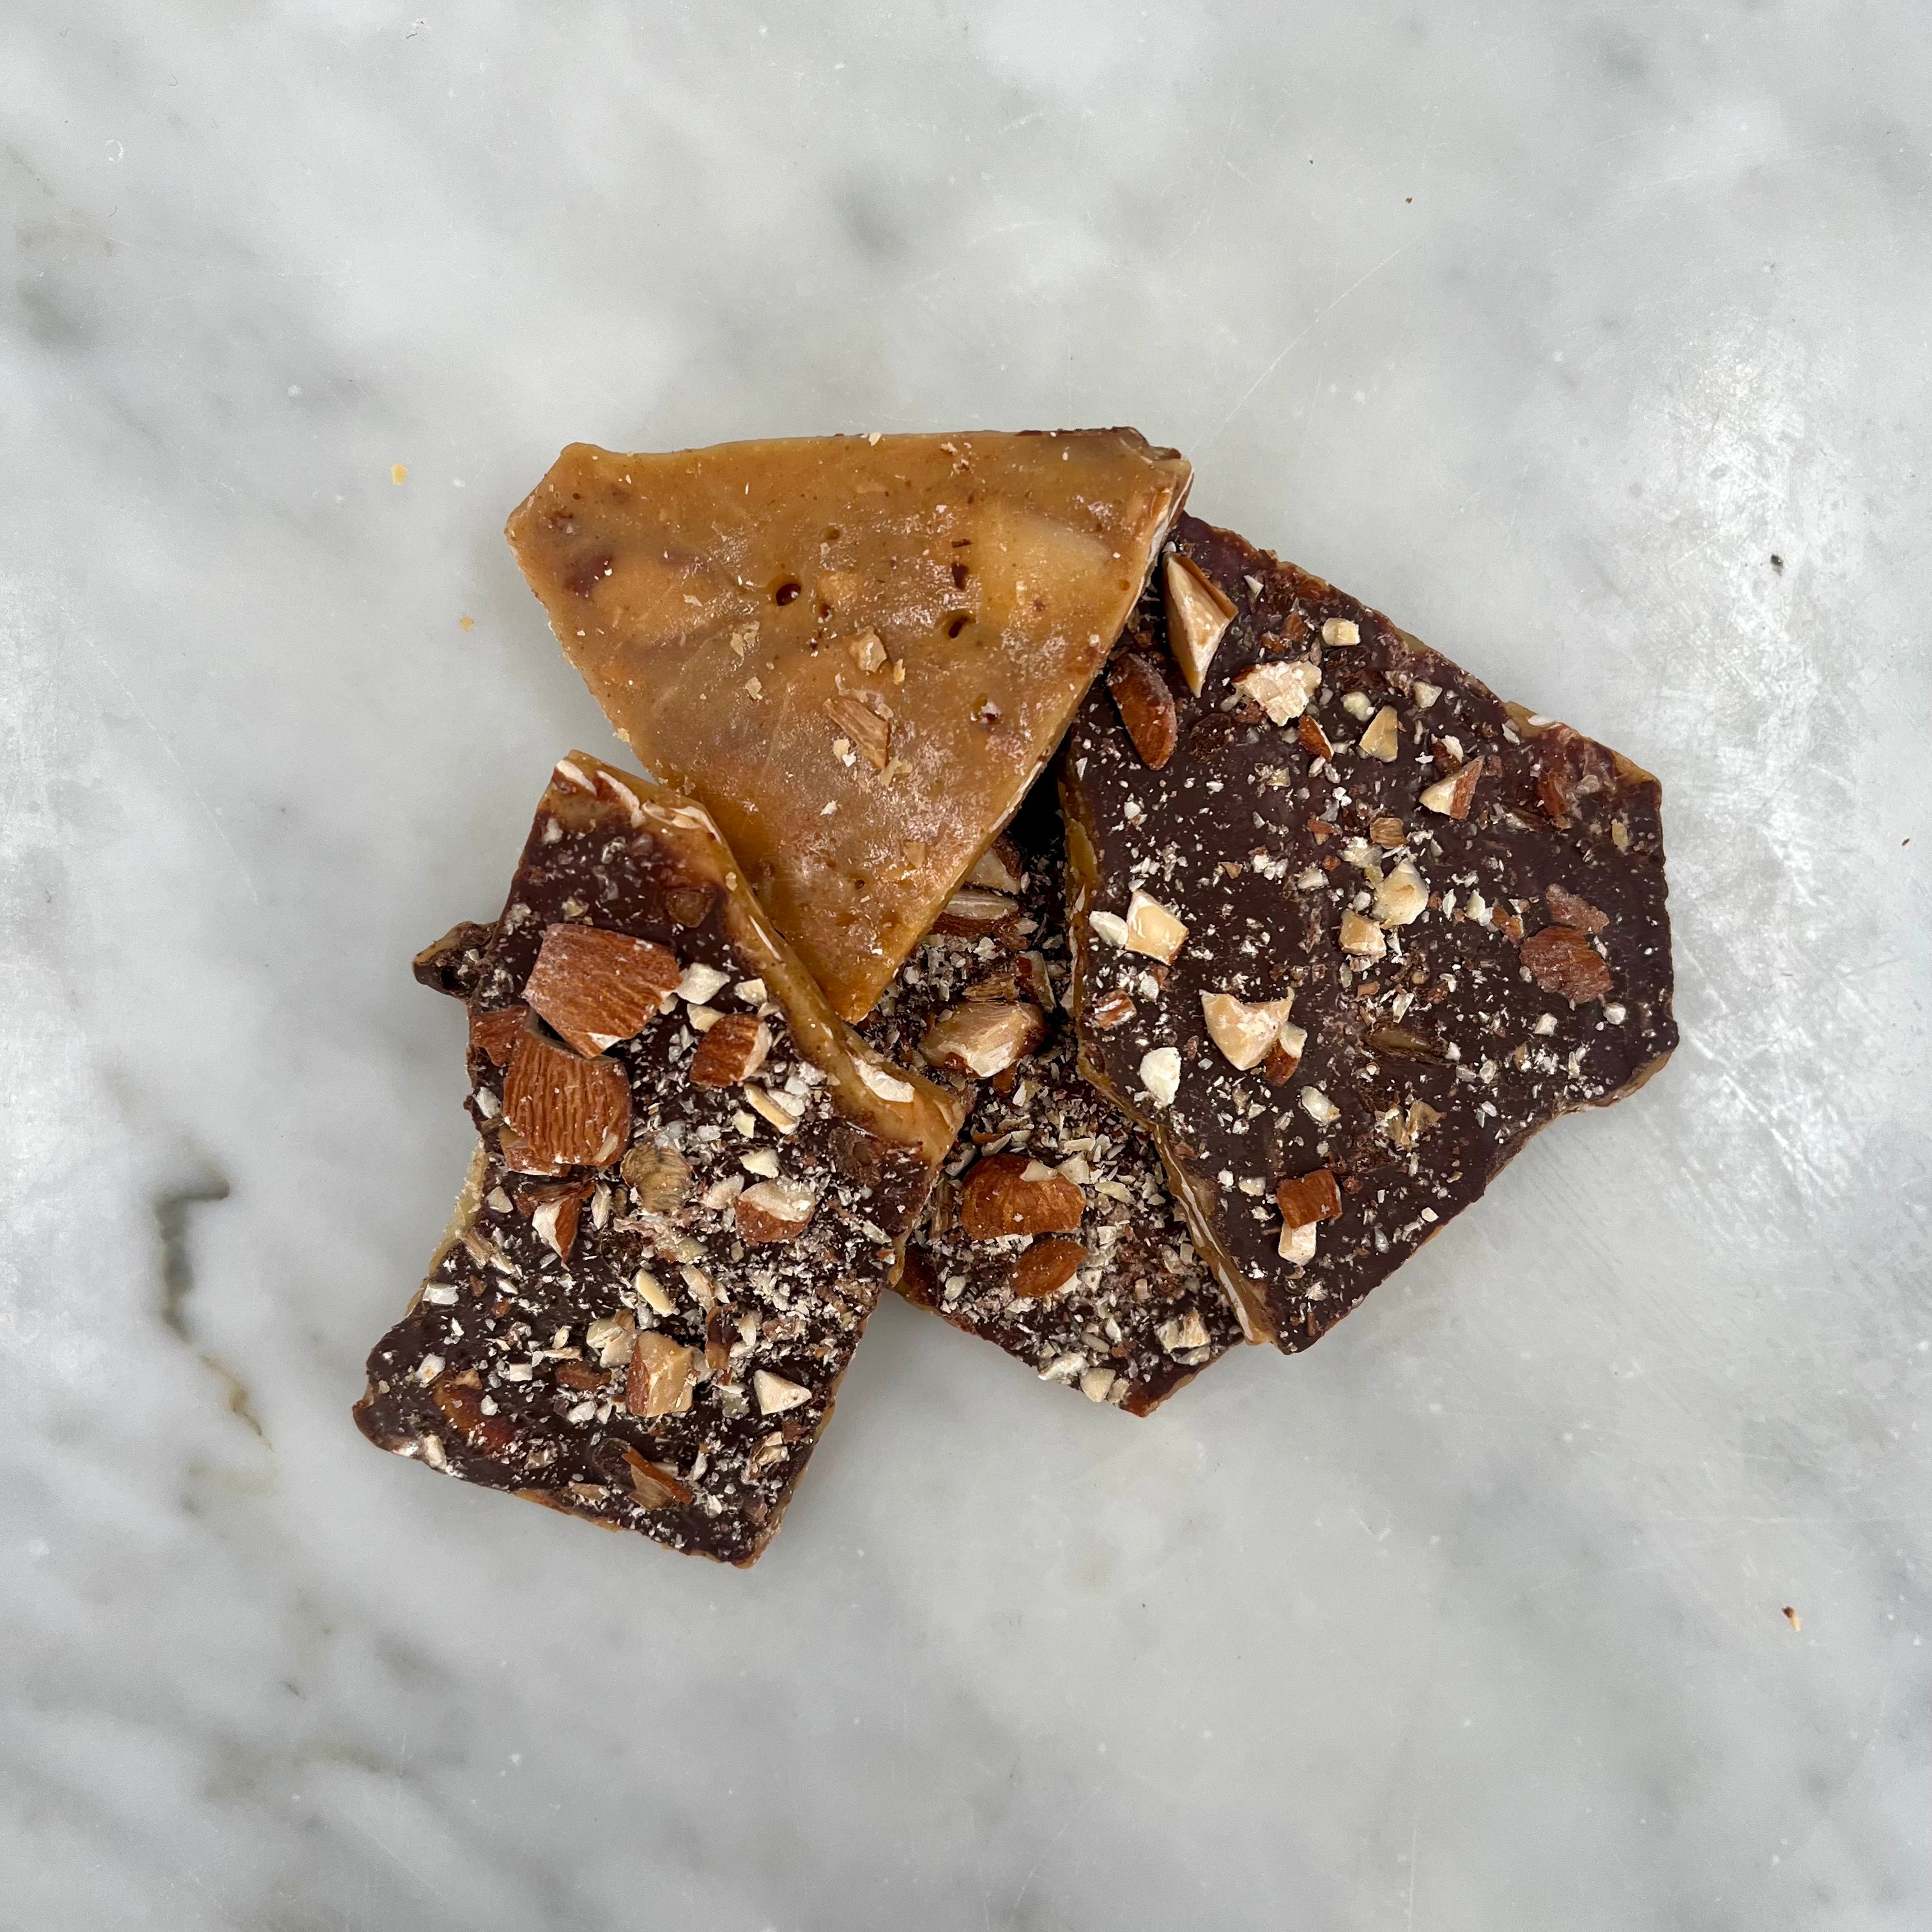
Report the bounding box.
[1062,516,1677,1351]
[355,755,958,1565]
[857,782,1244,1414]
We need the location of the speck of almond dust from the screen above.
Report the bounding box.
[459,615,474,631]
[1782,1606,1802,1631]
[391,463,408,485]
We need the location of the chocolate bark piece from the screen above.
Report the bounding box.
[857,784,1243,1413]
[355,754,962,1566]
[505,430,1190,1022]
[1062,516,1677,1351]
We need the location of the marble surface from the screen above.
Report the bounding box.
[4,3,1929,1926]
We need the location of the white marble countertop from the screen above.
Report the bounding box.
[4,4,1928,1927]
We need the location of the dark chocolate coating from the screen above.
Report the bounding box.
[1062,516,1677,1351]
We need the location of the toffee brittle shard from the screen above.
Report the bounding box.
[506,430,1190,1022]
[355,754,962,1565]
[857,783,1244,1414]
[1062,516,1677,1350]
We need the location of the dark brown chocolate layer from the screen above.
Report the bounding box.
[1062,516,1676,1351]
[356,755,957,1565]
[858,784,1243,1414]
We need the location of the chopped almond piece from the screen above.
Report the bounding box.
[687,1012,772,1088]
[1107,652,1179,769]
[1011,1238,1086,1300]
[1163,551,1236,693]
[1419,756,1485,820]
[502,1025,630,1169]
[1200,991,1297,1071]
[919,1001,1046,1079]
[522,923,682,1056]
[1276,1169,1342,1229]
[960,1153,1084,1238]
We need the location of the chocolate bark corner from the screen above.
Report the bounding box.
[505,429,1190,1022]
[858,781,1244,1414]
[1062,516,1676,1353]
[355,754,962,1565]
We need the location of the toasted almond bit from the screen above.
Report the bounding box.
[825,692,891,770]
[1276,1167,1342,1228]
[736,1178,816,1243]
[1265,1024,1307,1085]
[676,962,732,1005]
[1341,691,1375,721]
[1611,817,1631,852]
[1123,890,1188,963]
[1534,1013,1558,1036]
[1012,1236,1087,1300]
[967,836,1025,894]
[933,887,1018,936]
[733,977,767,1004]
[1080,1365,1117,1403]
[1163,552,1236,693]
[853,1058,916,1103]
[1782,1606,1802,1632]
[1279,1221,1318,1262]
[1372,859,1429,928]
[1321,617,1361,647]
[619,1446,693,1509]
[470,1002,529,1068]
[1545,883,1609,933]
[625,1331,700,1419]
[960,1151,1085,1238]
[847,629,888,673]
[551,758,594,792]
[741,1147,780,1178]
[1234,658,1321,725]
[1158,1310,1209,1354]
[1089,909,1131,950]
[1411,681,1441,709]
[523,1181,590,1257]
[687,1013,772,1088]
[1200,990,1298,1071]
[1521,924,1613,1002]
[585,1312,636,1368]
[635,1268,677,1315]
[700,1172,744,1212]
[1339,909,1386,957]
[503,1026,631,1170]
[522,923,682,1056]
[1089,987,1137,1029]
[1369,814,1406,848]
[1108,652,1180,769]
[744,1084,803,1135]
[1359,705,1402,762]
[921,1000,1046,1078]
[621,1138,693,1211]
[1297,714,1333,758]
[686,1004,723,1032]
[1384,1098,1443,1149]
[1298,1085,1340,1125]
[1418,756,1485,820]
[1139,1045,1181,1107]
[753,1369,811,1416]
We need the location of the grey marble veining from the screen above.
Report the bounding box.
[3,3,1928,1927]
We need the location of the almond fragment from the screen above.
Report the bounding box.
[1158,1310,1209,1354]
[1520,924,1613,1002]
[920,1001,1046,1078]
[853,1058,916,1103]
[1123,890,1188,963]
[1011,1238,1086,1300]
[1383,1098,1443,1149]
[517,1179,593,1257]
[586,1311,636,1368]
[1279,1222,1318,1262]
[1107,652,1179,769]
[1089,988,1136,1030]
[617,1445,693,1508]
[1320,616,1361,647]
[967,836,1024,894]
[1339,909,1386,958]
[1138,1045,1181,1107]
[933,887,1018,936]
[429,1370,517,1456]
[846,629,888,673]
[620,1138,692,1211]
[687,1013,772,1088]
[1545,883,1608,933]
[676,961,732,1005]
[1163,551,1236,693]
[825,692,891,770]
[753,1369,811,1416]
[960,1152,1084,1239]
[1368,814,1406,848]
[1372,859,1428,928]
[1200,990,1298,1071]
[503,1025,631,1169]
[744,1085,803,1135]
[471,1003,529,1068]
[1262,1027,1305,1086]
[1276,1167,1342,1229]
[1234,659,1321,725]
[735,1179,816,1243]
[1419,756,1485,820]
[625,1331,701,1419]
[1358,705,1401,762]
[522,924,682,1056]
[1297,714,1333,758]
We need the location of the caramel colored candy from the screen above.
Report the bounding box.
[505,431,1190,1020]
